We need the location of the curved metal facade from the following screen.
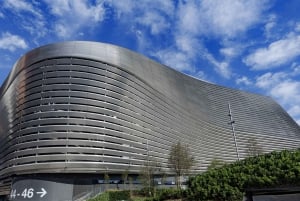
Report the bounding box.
[0,41,300,191]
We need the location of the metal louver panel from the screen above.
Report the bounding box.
[0,41,300,194]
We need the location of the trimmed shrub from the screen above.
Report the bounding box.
[88,190,131,201]
[187,149,300,201]
[143,188,185,201]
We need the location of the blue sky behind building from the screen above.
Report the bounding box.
[0,0,300,125]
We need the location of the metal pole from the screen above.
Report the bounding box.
[228,103,240,161]
[146,139,150,195]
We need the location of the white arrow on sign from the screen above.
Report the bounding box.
[36,188,47,198]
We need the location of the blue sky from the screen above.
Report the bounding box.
[0,0,300,125]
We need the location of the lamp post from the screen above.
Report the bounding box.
[228,102,240,161]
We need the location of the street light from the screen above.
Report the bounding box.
[228,102,240,161]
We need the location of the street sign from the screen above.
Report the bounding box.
[10,178,73,201]
[10,188,47,199]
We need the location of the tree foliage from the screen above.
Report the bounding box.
[168,141,194,188]
[88,190,130,201]
[207,158,225,171]
[187,149,300,201]
[247,137,263,157]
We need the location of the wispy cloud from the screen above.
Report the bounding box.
[291,62,300,75]
[220,47,239,58]
[0,32,27,51]
[135,11,171,35]
[107,0,175,54]
[255,72,287,89]
[270,81,300,106]
[0,0,298,125]
[176,0,270,38]
[3,0,40,15]
[44,0,106,38]
[244,34,300,70]
[192,71,210,82]
[153,0,270,79]
[203,52,231,79]
[288,105,300,119]
[154,48,196,72]
[255,70,300,124]
[109,0,174,34]
[3,0,46,38]
[236,76,253,86]
[264,14,277,40]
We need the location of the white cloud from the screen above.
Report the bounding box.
[0,12,4,18]
[3,0,46,38]
[219,39,251,63]
[291,63,300,75]
[109,0,174,17]
[136,11,170,35]
[255,71,300,125]
[155,35,232,79]
[295,22,300,32]
[109,0,256,78]
[244,35,300,70]
[4,0,38,14]
[264,14,277,39]
[107,0,134,15]
[236,76,252,86]
[153,31,201,72]
[255,72,287,89]
[109,0,201,75]
[169,0,269,78]
[177,0,270,38]
[44,0,106,38]
[107,0,270,80]
[220,47,238,58]
[288,105,300,118]
[134,29,152,54]
[177,1,200,35]
[193,71,207,81]
[0,32,27,51]
[270,81,300,105]
[154,48,195,72]
[108,0,174,35]
[205,53,231,79]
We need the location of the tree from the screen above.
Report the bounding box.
[160,171,167,185]
[104,172,110,190]
[122,168,129,189]
[207,158,225,171]
[128,176,133,198]
[139,157,161,196]
[247,137,263,157]
[168,141,194,189]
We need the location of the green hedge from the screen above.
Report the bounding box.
[144,188,185,201]
[88,190,131,201]
[88,188,184,201]
[187,149,300,201]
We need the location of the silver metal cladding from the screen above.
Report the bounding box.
[0,41,300,194]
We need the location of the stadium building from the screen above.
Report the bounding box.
[0,41,300,200]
